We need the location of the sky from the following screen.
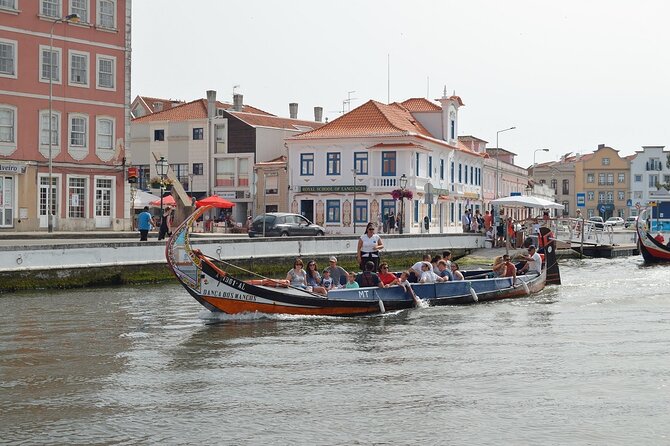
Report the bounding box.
[131,0,670,168]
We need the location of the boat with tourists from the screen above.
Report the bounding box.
[636,207,670,263]
[166,206,561,317]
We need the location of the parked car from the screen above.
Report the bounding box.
[589,216,605,229]
[248,213,325,237]
[606,216,625,227]
[624,216,639,228]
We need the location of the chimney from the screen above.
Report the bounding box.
[289,102,298,119]
[233,93,243,111]
[313,106,323,122]
[206,90,216,119]
[598,144,605,149]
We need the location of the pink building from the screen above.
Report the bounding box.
[0,0,131,231]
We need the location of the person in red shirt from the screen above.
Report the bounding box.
[378,262,399,286]
[501,254,517,280]
[483,210,493,231]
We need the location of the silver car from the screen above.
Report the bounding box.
[248,213,325,237]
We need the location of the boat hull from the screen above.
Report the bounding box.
[636,209,670,263]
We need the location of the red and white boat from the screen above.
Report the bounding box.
[636,208,670,263]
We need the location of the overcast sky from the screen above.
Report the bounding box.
[131,0,670,167]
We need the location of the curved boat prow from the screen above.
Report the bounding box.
[636,208,670,263]
[540,226,561,285]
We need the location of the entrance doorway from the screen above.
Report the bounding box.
[300,199,314,223]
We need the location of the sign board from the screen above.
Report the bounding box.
[510,192,521,196]
[0,162,26,174]
[300,185,366,193]
[626,199,632,207]
[599,205,606,214]
[576,192,585,207]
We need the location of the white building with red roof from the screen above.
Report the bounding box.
[130,91,323,221]
[286,92,485,234]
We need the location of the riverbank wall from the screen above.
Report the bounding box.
[0,232,485,292]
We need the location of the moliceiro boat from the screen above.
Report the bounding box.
[636,208,670,263]
[167,206,561,317]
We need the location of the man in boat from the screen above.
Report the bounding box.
[498,254,517,280]
[518,245,542,276]
[356,261,385,288]
[324,256,348,288]
[410,254,433,283]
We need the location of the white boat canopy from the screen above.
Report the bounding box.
[490,195,565,210]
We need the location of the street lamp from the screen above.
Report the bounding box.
[156,156,169,224]
[532,148,550,178]
[399,174,407,234]
[494,126,516,200]
[47,13,79,232]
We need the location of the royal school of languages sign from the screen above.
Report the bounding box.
[300,185,367,193]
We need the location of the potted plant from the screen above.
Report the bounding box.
[391,189,413,200]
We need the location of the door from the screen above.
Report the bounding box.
[0,176,14,228]
[95,178,112,228]
[39,176,58,228]
[300,199,314,223]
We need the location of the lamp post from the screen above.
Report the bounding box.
[532,148,550,179]
[399,174,407,234]
[494,126,516,200]
[156,156,168,225]
[47,13,79,232]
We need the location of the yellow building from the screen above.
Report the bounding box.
[575,144,630,219]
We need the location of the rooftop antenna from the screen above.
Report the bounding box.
[344,90,357,113]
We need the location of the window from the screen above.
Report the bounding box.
[634,174,642,182]
[169,163,189,190]
[326,152,340,175]
[428,156,432,178]
[562,179,569,195]
[69,114,87,148]
[0,39,17,78]
[215,123,226,153]
[40,46,61,83]
[606,191,613,202]
[607,173,614,185]
[562,201,569,216]
[458,163,462,183]
[300,153,314,176]
[464,164,468,183]
[216,158,234,186]
[69,50,88,86]
[381,151,396,176]
[665,175,670,184]
[550,179,557,193]
[586,173,594,183]
[96,55,115,89]
[353,152,368,175]
[97,0,115,28]
[649,174,658,188]
[265,173,278,195]
[39,110,60,147]
[0,105,16,147]
[618,191,625,200]
[193,163,203,175]
[326,200,340,223]
[598,192,605,202]
[587,191,594,201]
[602,158,610,165]
[96,117,113,150]
[354,199,367,224]
[634,191,643,199]
[238,158,249,186]
[41,0,60,17]
[450,119,455,140]
[0,0,17,9]
[450,162,454,189]
[136,165,149,190]
[70,0,88,22]
[440,159,444,180]
[192,127,203,140]
[598,173,606,185]
[618,173,625,183]
[415,153,420,176]
[153,129,164,141]
[470,166,474,184]
[68,177,86,218]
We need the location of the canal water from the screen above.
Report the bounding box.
[1,257,669,445]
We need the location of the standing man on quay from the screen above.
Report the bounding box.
[138,206,154,241]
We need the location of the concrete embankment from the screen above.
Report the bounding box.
[0,232,485,292]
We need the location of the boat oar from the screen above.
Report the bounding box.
[374,290,386,314]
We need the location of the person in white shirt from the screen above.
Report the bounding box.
[357,223,384,271]
[519,245,542,275]
[419,262,444,283]
[410,254,433,283]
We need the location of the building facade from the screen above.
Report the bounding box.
[532,154,577,217]
[575,144,630,219]
[0,0,131,231]
[286,95,485,234]
[629,145,669,216]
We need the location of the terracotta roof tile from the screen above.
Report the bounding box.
[229,112,324,131]
[132,99,275,123]
[140,96,185,113]
[400,97,442,112]
[293,100,433,139]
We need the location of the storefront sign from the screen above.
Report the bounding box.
[300,185,367,193]
[0,162,26,174]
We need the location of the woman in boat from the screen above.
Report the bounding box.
[450,262,465,280]
[419,262,443,283]
[378,262,399,286]
[305,260,328,295]
[357,223,384,271]
[286,258,309,290]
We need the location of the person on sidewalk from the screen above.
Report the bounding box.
[157,206,173,241]
[138,206,154,241]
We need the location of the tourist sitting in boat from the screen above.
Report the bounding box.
[492,256,505,277]
[345,272,359,288]
[450,263,465,280]
[518,245,542,275]
[356,261,385,288]
[286,258,309,290]
[324,256,348,288]
[321,270,334,291]
[378,263,400,286]
[499,254,517,280]
[410,254,432,283]
[420,262,444,283]
[436,259,453,281]
[431,255,442,274]
[305,260,328,295]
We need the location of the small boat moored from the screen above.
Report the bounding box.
[635,208,670,263]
